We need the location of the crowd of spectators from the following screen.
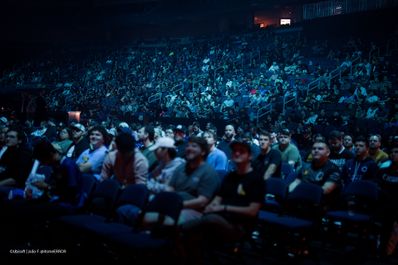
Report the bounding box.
[0,26,397,262]
[1,29,396,134]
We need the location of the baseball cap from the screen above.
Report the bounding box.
[174,124,185,132]
[71,123,86,132]
[118,122,129,128]
[149,137,176,151]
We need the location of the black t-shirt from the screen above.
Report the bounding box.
[298,160,341,187]
[218,170,264,224]
[219,170,264,207]
[253,149,282,179]
[329,148,354,170]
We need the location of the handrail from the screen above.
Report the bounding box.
[256,103,273,126]
[282,92,297,115]
[148,92,161,103]
[172,83,183,94]
[307,54,361,97]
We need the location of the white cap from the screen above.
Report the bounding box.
[149,137,176,151]
[71,123,86,132]
[118,122,129,128]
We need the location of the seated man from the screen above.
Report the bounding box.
[166,136,219,224]
[147,137,185,194]
[182,139,264,262]
[289,141,341,207]
[341,136,378,185]
[76,126,108,181]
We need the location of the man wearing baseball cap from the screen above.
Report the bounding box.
[66,123,89,160]
[166,136,219,224]
[182,139,264,261]
[147,137,185,194]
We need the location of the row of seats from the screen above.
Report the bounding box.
[258,178,380,258]
[0,174,385,262]
[48,177,183,263]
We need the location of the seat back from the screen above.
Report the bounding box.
[76,174,97,209]
[341,180,379,213]
[281,162,297,185]
[88,178,120,216]
[116,184,149,209]
[286,182,323,220]
[343,180,378,200]
[264,177,287,212]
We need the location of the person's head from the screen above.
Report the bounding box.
[328,130,343,152]
[389,143,398,164]
[369,134,382,150]
[5,127,26,148]
[354,136,369,159]
[185,136,209,162]
[174,125,186,141]
[192,121,201,133]
[150,137,177,161]
[343,134,354,149]
[88,126,108,149]
[230,140,252,165]
[313,133,326,143]
[311,141,330,164]
[270,132,278,144]
[138,125,155,143]
[241,132,252,144]
[165,128,174,139]
[115,132,135,154]
[71,123,86,141]
[58,127,71,141]
[203,130,217,149]
[224,124,236,140]
[33,140,62,165]
[258,130,271,152]
[206,122,216,132]
[278,128,291,147]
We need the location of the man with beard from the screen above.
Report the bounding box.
[289,141,341,206]
[166,137,219,224]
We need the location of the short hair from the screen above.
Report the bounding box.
[313,140,330,151]
[7,126,27,145]
[258,129,271,139]
[355,135,369,147]
[328,130,342,140]
[188,136,209,158]
[313,133,326,142]
[279,128,291,136]
[144,125,155,142]
[203,130,217,140]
